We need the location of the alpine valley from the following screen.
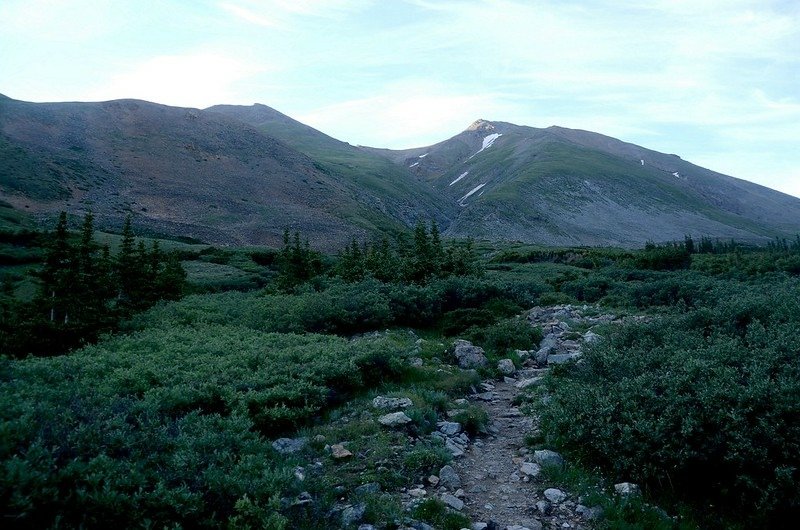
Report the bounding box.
[2,93,799,247]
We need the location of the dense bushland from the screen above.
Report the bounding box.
[539,278,800,528]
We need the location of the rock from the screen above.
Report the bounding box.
[445,438,465,457]
[473,392,496,401]
[473,524,489,530]
[454,488,465,498]
[354,482,381,495]
[438,421,462,436]
[544,488,567,504]
[272,437,307,454]
[535,499,551,514]
[614,482,641,496]
[341,503,366,526]
[441,493,464,510]
[409,488,427,498]
[313,434,326,444]
[583,331,601,344]
[547,353,581,364]
[372,396,413,410]
[533,449,564,469]
[508,525,542,530]
[409,357,424,367]
[358,525,376,530]
[519,462,541,477]
[454,340,489,368]
[331,443,352,459]
[378,411,412,427]
[439,465,462,489]
[515,377,543,389]
[497,358,516,375]
[538,333,559,351]
[428,474,440,486]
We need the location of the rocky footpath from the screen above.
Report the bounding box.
[420,305,638,530]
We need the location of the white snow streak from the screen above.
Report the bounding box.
[418,153,428,158]
[450,171,469,186]
[458,183,486,206]
[672,171,680,178]
[409,162,419,168]
[640,159,645,166]
[467,133,502,159]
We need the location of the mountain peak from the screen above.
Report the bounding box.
[466,119,496,132]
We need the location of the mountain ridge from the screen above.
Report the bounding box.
[1,95,799,247]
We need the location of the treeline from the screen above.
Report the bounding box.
[0,212,186,357]
[274,221,481,290]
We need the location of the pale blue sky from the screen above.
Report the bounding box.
[2,0,799,197]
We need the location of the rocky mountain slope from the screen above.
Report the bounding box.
[2,94,799,247]
[366,120,800,246]
[0,96,446,248]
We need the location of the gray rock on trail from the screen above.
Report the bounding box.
[439,464,462,489]
[533,449,564,469]
[614,482,641,496]
[508,524,543,530]
[438,421,462,436]
[583,330,602,344]
[372,396,413,410]
[519,462,541,477]
[378,411,412,427]
[271,437,307,454]
[515,377,543,389]
[546,352,581,365]
[543,488,567,504]
[454,340,489,368]
[497,358,516,375]
[535,499,551,514]
[441,492,465,510]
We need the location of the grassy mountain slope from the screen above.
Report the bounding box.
[0,97,437,248]
[206,104,454,228]
[367,120,800,245]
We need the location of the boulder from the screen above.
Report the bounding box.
[544,488,567,504]
[441,493,464,510]
[341,503,366,527]
[272,437,307,455]
[583,330,602,344]
[497,358,516,375]
[330,443,352,459]
[439,464,462,489]
[515,377,543,389]
[372,396,413,410]
[519,462,541,477]
[453,340,489,368]
[378,411,412,427]
[547,353,581,365]
[614,482,641,497]
[533,449,564,469]
[438,421,462,436]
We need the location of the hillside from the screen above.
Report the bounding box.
[366,120,800,246]
[2,94,799,247]
[0,97,444,248]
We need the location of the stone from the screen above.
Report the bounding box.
[446,438,465,457]
[428,475,440,486]
[372,396,413,410]
[272,437,307,454]
[441,493,464,510]
[519,462,541,477]
[535,500,551,514]
[547,353,581,365]
[354,482,381,496]
[583,330,602,344]
[544,488,567,504]
[515,377,543,389]
[409,488,427,498]
[533,449,564,469]
[497,358,516,375]
[503,376,517,384]
[378,411,412,427]
[341,503,366,526]
[438,421,462,436]
[409,357,424,367]
[473,524,489,530]
[358,525,376,530]
[614,482,641,496]
[454,340,489,368]
[331,444,352,459]
[439,465,462,489]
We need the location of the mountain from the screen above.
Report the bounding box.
[0,96,444,248]
[364,120,800,246]
[2,94,799,248]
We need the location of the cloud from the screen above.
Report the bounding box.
[218,0,372,28]
[86,52,265,108]
[297,82,509,148]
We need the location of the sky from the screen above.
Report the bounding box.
[1,0,799,197]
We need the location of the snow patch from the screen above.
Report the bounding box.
[409,162,419,168]
[672,171,680,178]
[640,159,645,166]
[468,133,502,159]
[450,171,469,186]
[458,183,486,206]
[418,153,428,158]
